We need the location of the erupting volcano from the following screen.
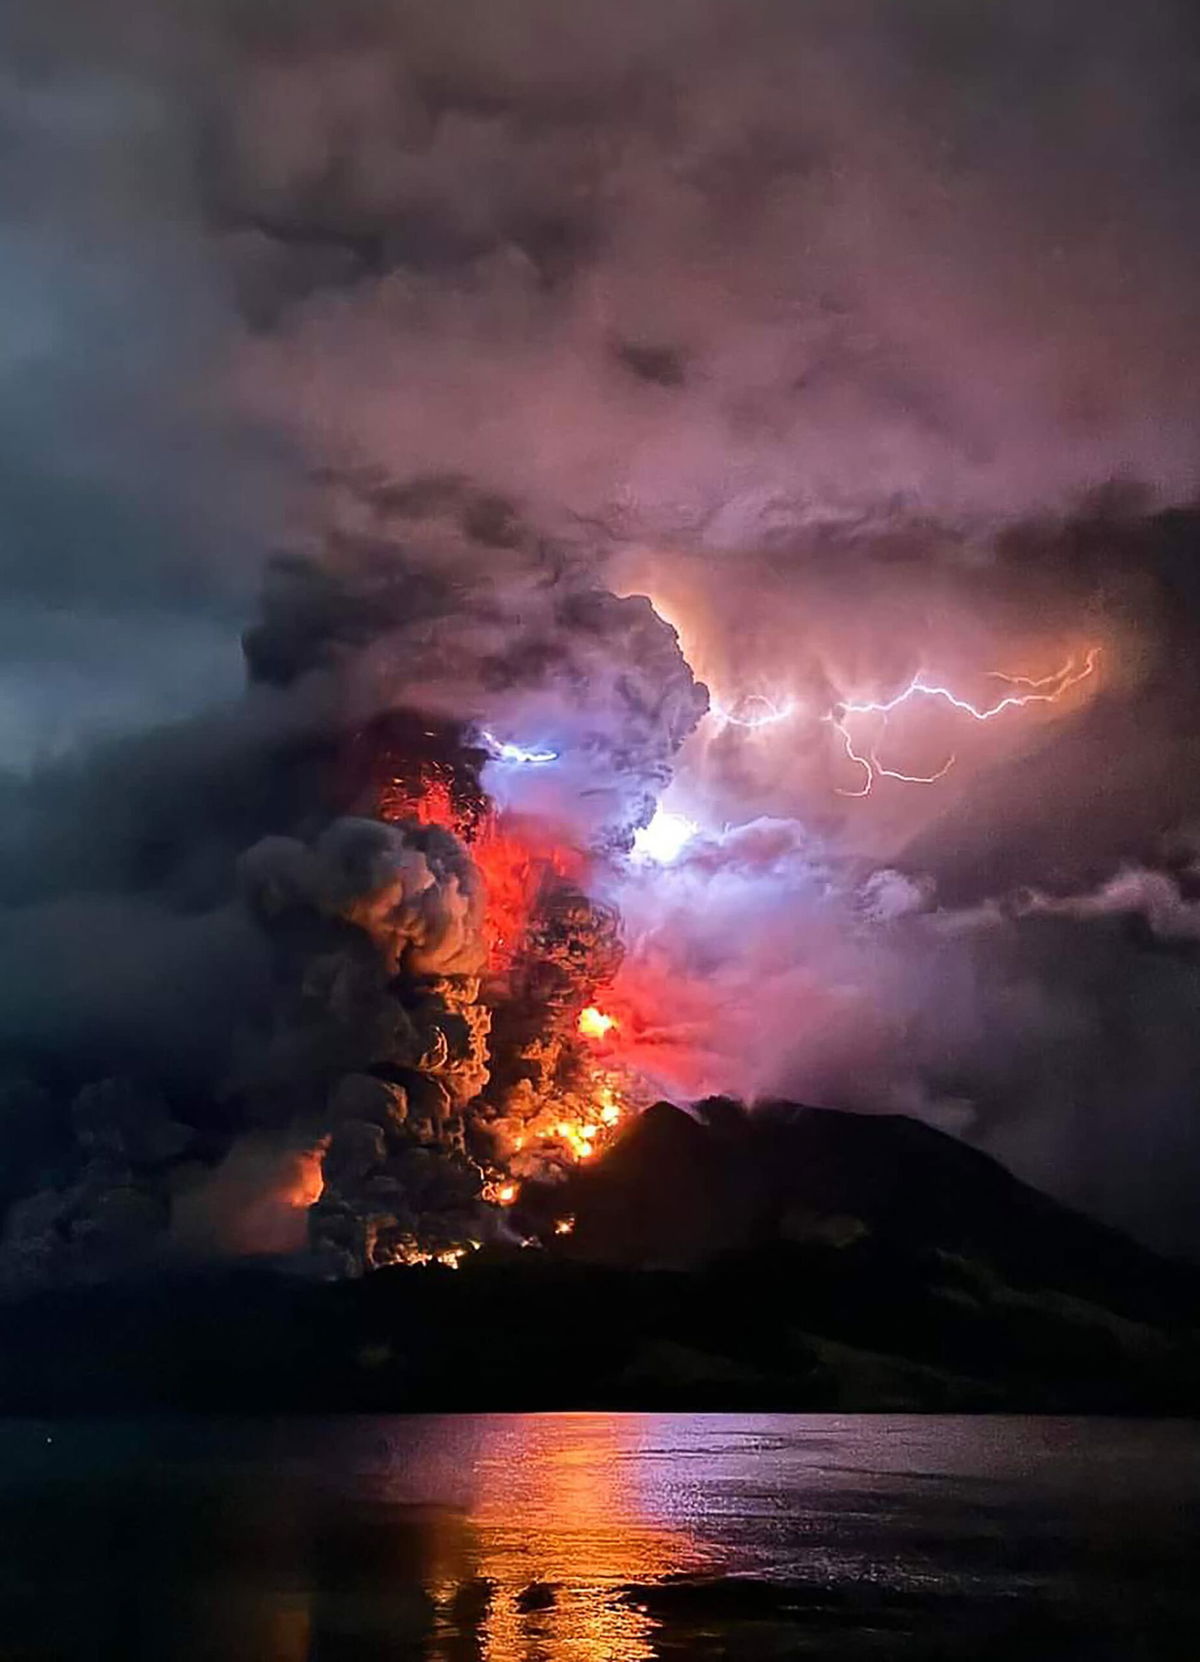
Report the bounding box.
[238,547,1107,1279]
[358,709,643,1255]
[172,519,714,1279]
[0,484,1117,1290]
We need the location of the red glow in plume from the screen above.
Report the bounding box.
[468,813,584,972]
[378,759,583,973]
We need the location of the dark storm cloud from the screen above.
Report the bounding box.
[2,0,1200,1257]
[0,892,269,1081]
[0,4,282,763]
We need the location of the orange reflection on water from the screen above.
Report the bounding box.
[406,1414,703,1662]
[3,1417,704,1662]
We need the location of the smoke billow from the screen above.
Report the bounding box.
[2,0,1200,1269]
[244,472,709,847]
[0,502,705,1282]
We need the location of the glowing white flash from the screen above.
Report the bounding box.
[479,730,559,766]
[709,693,797,730]
[632,807,698,863]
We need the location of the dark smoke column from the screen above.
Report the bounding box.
[0,479,708,1287]
[225,815,493,1273]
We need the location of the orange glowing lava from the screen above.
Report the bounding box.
[501,1072,630,1175]
[470,813,583,971]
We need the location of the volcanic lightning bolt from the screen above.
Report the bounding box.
[709,693,798,730]
[479,729,559,766]
[827,647,1100,796]
[826,719,957,798]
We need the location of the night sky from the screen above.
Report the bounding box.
[3,0,1200,1262]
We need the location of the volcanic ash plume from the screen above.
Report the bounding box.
[244,471,710,850]
[222,815,495,1273]
[0,481,712,1287]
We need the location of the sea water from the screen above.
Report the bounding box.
[0,1414,1195,1658]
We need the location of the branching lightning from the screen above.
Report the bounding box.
[827,718,956,799]
[838,647,1100,725]
[481,647,1098,803]
[827,647,1100,796]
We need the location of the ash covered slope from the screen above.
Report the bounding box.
[1,1103,1196,1413]
[555,1100,1199,1318]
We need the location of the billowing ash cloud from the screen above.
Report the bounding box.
[243,473,708,847]
[0,513,704,1283]
[1,0,1200,1266]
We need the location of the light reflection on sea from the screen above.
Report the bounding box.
[0,1414,1196,1659]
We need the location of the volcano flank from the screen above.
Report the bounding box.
[1,1100,1197,1415]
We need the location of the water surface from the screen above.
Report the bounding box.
[0,1414,1195,1658]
